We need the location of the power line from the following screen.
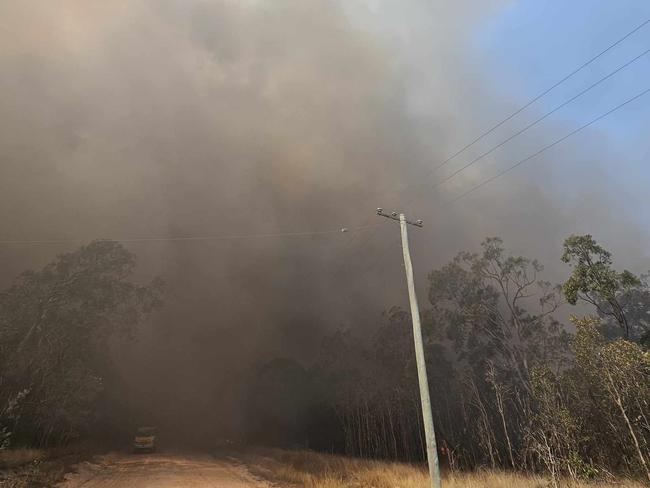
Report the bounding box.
[340,19,650,282]
[0,224,377,246]
[431,48,649,190]
[358,87,650,272]
[377,20,650,215]
[12,23,647,254]
[362,89,649,283]
[434,17,650,172]
[446,86,650,205]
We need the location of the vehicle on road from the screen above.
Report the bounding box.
[133,426,157,453]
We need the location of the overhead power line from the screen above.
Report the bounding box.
[342,19,650,279]
[378,19,650,216]
[432,48,650,190]
[357,87,650,271]
[434,17,650,172]
[447,86,650,205]
[0,224,377,246]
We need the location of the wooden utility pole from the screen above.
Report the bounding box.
[377,208,441,488]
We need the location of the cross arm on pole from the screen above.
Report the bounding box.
[376,208,423,228]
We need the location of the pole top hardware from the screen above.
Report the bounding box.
[376,208,423,228]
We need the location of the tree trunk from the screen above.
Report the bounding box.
[605,369,650,482]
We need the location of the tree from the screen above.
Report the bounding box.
[602,272,650,345]
[0,240,163,446]
[423,237,570,470]
[571,316,650,482]
[526,365,593,486]
[562,235,642,339]
[427,237,566,392]
[282,235,649,483]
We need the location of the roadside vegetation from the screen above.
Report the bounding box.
[0,242,162,452]
[0,443,94,487]
[1,235,649,487]
[244,448,647,488]
[246,235,650,486]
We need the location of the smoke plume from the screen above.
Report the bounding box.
[1,0,647,437]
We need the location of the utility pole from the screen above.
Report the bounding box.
[377,208,441,488]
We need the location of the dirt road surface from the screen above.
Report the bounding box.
[58,452,272,487]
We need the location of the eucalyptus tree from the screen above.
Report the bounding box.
[562,234,645,340]
[0,240,163,446]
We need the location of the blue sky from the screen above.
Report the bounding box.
[474,1,650,226]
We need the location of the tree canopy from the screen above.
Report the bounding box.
[0,240,163,446]
[562,234,642,339]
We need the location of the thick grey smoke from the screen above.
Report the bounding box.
[1,0,648,435]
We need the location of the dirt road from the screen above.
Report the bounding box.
[58,452,271,487]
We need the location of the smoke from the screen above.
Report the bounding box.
[1,0,648,438]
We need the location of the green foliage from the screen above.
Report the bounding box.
[528,366,587,481]
[570,316,650,480]
[0,241,163,446]
[566,451,601,480]
[562,234,642,338]
[601,272,650,343]
[315,236,650,482]
[427,237,567,388]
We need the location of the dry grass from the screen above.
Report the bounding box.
[0,449,46,469]
[0,443,96,487]
[243,448,647,488]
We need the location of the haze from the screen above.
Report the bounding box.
[1,0,649,448]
